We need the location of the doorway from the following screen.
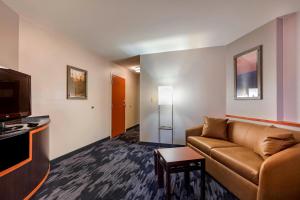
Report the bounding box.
[111,75,126,138]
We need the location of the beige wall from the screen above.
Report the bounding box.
[0,0,18,70]
[0,0,139,159]
[296,13,300,123]
[226,20,279,120]
[140,47,226,144]
[125,72,139,128]
[18,18,114,159]
[226,14,300,123]
[111,65,140,129]
[282,13,300,122]
[18,18,140,159]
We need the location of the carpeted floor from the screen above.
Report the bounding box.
[33,127,238,200]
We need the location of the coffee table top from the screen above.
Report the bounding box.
[157,147,204,165]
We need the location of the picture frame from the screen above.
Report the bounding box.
[67,65,88,99]
[234,45,262,100]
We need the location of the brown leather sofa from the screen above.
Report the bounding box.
[186,121,300,200]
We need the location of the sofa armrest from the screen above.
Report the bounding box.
[258,143,300,200]
[185,125,203,145]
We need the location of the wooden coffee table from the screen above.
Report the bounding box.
[154,147,205,200]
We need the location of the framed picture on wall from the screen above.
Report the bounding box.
[234,45,262,100]
[67,65,87,99]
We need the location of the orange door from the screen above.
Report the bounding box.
[111,75,125,137]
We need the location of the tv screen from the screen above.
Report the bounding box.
[0,68,31,122]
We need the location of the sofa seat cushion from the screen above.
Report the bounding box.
[187,136,239,155]
[211,146,263,184]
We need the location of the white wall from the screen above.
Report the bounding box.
[226,20,279,120]
[0,0,18,70]
[140,16,300,145]
[18,18,113,159]
[140,47,226,144]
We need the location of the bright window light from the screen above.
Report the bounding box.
[158,86,173,105]
[129,65,140,73]
[248,88,258,97]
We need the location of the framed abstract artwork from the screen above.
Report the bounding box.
[67,65,87,99]
[234,45,262,100]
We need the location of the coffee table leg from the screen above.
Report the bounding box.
[157,157,164,188]
[184,170,190,188]
[201,160,205,200]
[154,150,158,175]
[166,167,171,200]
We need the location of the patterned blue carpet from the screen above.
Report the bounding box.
[32,128,238,200]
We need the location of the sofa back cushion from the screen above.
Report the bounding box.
[227,121,300,151]
[227,121,264,150]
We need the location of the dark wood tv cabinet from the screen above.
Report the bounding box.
[0,116,50,200]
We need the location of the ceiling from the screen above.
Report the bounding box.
[3,0,300,61]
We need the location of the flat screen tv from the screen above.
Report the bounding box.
[0,68,31,122]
